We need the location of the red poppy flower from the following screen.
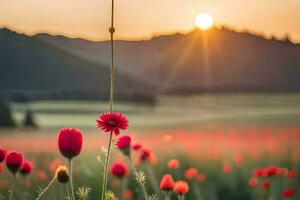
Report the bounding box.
[262,181,270,190]
[132,143,142,151]
[123,189,133,199]
[0,149,7,163]
[20,161,33,176]
[254,168,267,177]
[58,128,83,159]
[5,151,24,174]
[282,189,297,197]
[0,164,3,173]
[111,162,128,178]
[266,166,278,176]
[38,171,47,181]
[117,135,131,155]
[167,159,180,169]
[197,173,207,182]
[277,168,288,176]
[160,174,175,191]
[97,112,129,135]
[185,168,198,179]
[288,170,297,178]
[173,181,189,195]
[139,149,151,161]
[248,177,259,187]
[223,163,232,174]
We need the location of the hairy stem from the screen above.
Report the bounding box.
[36,175,56,200]
[65,184,71,200]
[8,174,15,200]
[128,155,148,199]
[68,159,75,200]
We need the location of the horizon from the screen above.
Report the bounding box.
[0,0,300,42]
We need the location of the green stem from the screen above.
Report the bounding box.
[66,184,71,200]
[68,159,75,200]
[128,155,148,199]
[165,191,171,200]
[36,175,57,200]
[101,132,113,200]
[8,174,16,200]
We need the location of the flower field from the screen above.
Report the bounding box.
[1,124,300,199]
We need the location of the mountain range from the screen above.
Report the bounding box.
[1,27,300,102]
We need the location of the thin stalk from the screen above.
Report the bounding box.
[101,132,113,200]
[36,175,57,200]
[8,174,16,200]
[68,159,75,200]
[128,155,148,199]
[100,0,115,199]
[65,184,71,200]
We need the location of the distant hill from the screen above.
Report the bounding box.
[36,27,300,93]
[1,27,300,102]
[0,28,155,103]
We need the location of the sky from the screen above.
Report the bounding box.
[0,0,300,42]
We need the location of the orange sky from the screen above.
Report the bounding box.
[0,0,300,42]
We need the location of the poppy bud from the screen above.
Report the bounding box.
[160,174,174,191]
[173,181,189,196]
[5,151,24,174]
[20,161,33,176]
[58,128,83,159]
[0,148,7,163]
[111,162,128,178]
[56,165,69,183]
[116,135,131,156]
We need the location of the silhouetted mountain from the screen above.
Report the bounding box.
[35,27,300,93]
[1,27,300,101]
[0,28,155,103]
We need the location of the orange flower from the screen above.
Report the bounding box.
[160,174,175,191]
[185,168,198,179]
[173,181,189,196]
[167,159,180,169]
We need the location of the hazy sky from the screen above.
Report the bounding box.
[0,0,300,42]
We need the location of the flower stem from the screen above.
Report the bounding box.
[68,159,75,200]
[65,184,71,200]
[101,132,113,200]
[165,191,171,200]
[128,155,148,199]
[36,175,57,200]
[8,174,15,200]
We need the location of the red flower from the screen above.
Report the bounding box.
[117,135,131,155]
[58,128,83,159]
[173,181,189,195]
[123,189,133,199]
[282,189,297,197]
[0,148,7,163]
[185,168,198,179]
[38,171,47,181]
[97,112,129,135]
[0,164,3,173]
[248,177,259,187]
[196,173,207,182]
[160,174,175,191]
[111,162,128,178]
[139,149,151,161]
[167,159,180,169]
[132,143,142,151]
[254,168,267,177]
[262,181,270,190]
[277,168,288,176]
[20,161,33,176]
[266,166,278,176]
[5,151,24,174]
[288,170,297,178]
[223,163,232,174]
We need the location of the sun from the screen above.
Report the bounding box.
[195,13,214,30]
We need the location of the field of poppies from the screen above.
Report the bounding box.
[0,94,300,199]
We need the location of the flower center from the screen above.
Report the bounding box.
[108,119,117,127]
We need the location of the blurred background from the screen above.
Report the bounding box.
[0,0,300,199]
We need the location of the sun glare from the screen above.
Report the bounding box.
[195,13,214,30]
